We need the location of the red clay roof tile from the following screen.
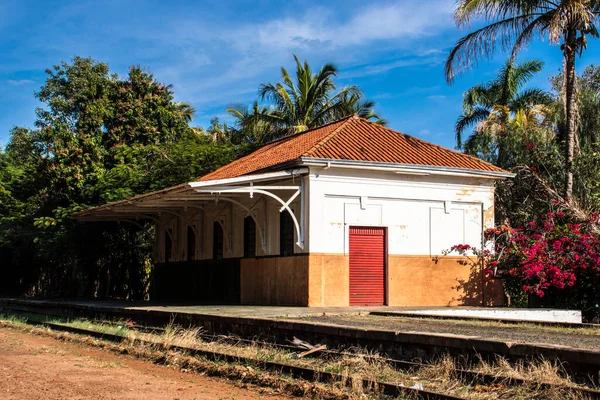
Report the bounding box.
[199,115,506,181]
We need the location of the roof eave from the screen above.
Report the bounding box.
[299,157,515,179]
[72,182,191,219]
[190,167,308,188]
[73,166,309,220]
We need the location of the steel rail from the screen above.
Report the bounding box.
[89,321,600,397]
[11,319,466,400]
[4,310,600,399]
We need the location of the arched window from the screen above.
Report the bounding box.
[243,216,256,258]
[187,226,196,261]
[213,221,224,260]
[164,228,173,262]
[280,211,294,256]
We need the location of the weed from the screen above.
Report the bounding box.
[0,312,596,400]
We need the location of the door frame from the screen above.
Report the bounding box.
[348,225,389,306]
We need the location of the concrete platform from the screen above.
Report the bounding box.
[374,307,582,324]
[0,298,581,322]
[0,298,421,318]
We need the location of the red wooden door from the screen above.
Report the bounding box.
[349,227,386,306]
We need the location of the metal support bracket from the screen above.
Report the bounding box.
[195,182,305,250]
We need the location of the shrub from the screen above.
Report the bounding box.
[446,212,600,317]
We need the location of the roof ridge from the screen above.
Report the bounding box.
[196,115,357,182]
[303,114,358,157]
[357,116,506,172]
[260,114,356,147]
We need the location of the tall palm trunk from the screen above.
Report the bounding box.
[564,30,578,201]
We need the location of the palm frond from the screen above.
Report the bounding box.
[236,55,384,140]
[463,83,495,112]
[511,87,553,110]
[511,13,553,58]
[455,107,491,147]
[511,59,545,91]
[446,14,541,82]
[174,102,196,123]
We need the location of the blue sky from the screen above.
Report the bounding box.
[1,0,600,149]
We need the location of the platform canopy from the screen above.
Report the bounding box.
[73,168,308,247]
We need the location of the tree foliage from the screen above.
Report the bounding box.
[0,57,238,298]
[227,55,384,146]
[0,54,382,299]
[452,59,600,318]
[446,0,600,200]
[456,59,552,148]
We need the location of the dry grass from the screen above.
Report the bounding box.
[0,313,597,400]
[156,323,204,350]
[473,355,592,399]
[475,355,574,385]
[421,353,594,399]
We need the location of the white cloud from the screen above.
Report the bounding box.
[342,55,445,78]
[6,79,34,86]
[148,1,456,112]
[1,1,458,131]
[235,1,454,52]
[427,94,448,101]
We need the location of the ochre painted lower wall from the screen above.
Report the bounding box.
[307,253,503,307]
[240,256,309,306]
[387,255,503,307]
[239,253,503,307]
[308,254,349,306]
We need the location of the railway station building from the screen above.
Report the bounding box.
[75,115,512,307]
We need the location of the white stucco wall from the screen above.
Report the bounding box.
[154,167,497,262]
[306,167,496,256]
[155,178,304,262]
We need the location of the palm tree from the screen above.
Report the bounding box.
[206,117,231,143]
[175,102,196,123]
[226,101,279,146]
[228,55,383,145]
[445,0,600,200]
[462,103,554,166]
[456,59,552,147]
[335,93,387,125]
[474,103,551,135]
[256,55,362,135]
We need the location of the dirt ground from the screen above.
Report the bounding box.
[0,326,292,400]
[295,314,600,349]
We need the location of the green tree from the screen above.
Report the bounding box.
[456,59,552,148]
[0,57,239,298]
[549,64,600,209]
[205,117,233,144]
[551,64,600,148]
[445,0,600,200]
[577,65,600,146]
[334,93,387,125]
[149,129,238,189]
[258,55,360,134]
[175,102,196,123]
[226,101,279,146]
[230,55,383,144]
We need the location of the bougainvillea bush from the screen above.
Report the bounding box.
[447,211,600,320]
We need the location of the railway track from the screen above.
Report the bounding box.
[5,318,465,400]
[4,314,600,399]
[3,298,600,382]
[69,319,600,397]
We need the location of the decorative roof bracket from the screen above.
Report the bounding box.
[194,181,305,250]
